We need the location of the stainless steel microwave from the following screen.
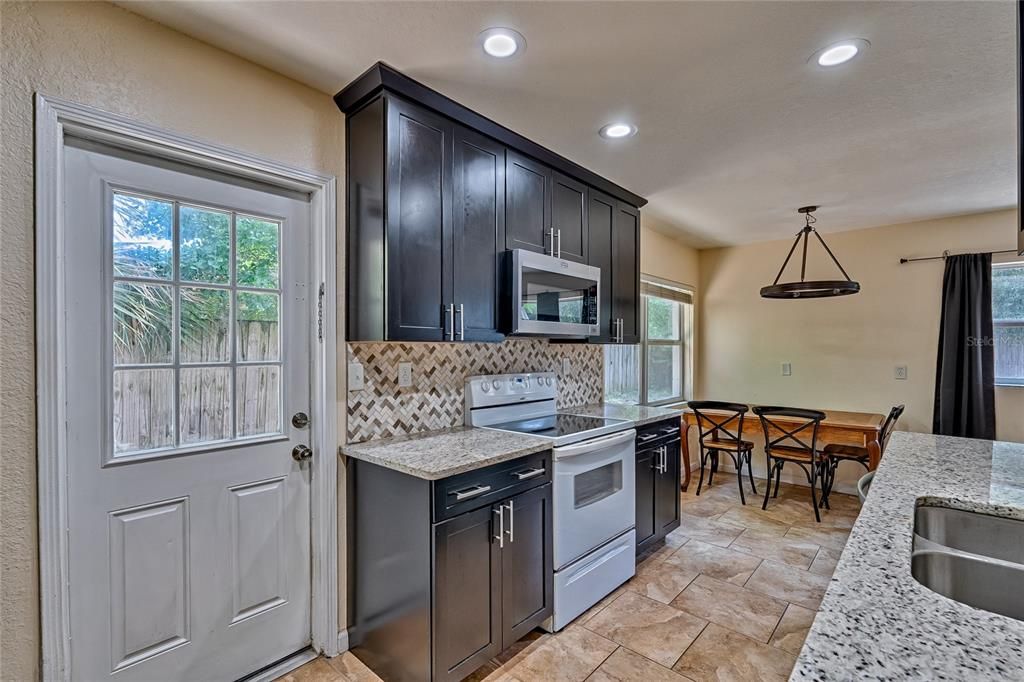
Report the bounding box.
[505,249,600,337]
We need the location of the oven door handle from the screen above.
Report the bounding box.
[553,429,636,459]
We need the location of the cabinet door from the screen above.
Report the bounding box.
[432,505,501,681]
[452,126,505,342]
[500,483,553,648]
[586,190,615,342]
[613,202,641,344]
[506,151,552,255]
[386,97,453,340]
[634,448,656,549]
[655,441,682,535]
[551,172,588,263]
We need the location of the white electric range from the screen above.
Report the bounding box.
[465,372,636,631]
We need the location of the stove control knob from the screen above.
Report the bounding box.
[480,381,490,393]
[492,379,501,390]
[546,377,553,386]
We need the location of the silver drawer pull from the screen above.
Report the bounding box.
[514,467,545,481]
[637,433,659,442]
[453,484,492,501]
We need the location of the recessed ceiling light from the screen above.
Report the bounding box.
[810,38,870,68]
[479,28,525,58]
[599,123,637,139]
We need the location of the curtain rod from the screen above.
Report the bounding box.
[899,248,1017,264]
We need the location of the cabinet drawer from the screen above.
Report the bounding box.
[635,418,681,451]
[433,450,551,522]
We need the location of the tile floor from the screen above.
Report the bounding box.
[280,476,859,682]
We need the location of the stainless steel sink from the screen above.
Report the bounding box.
[911,551,1024,621]
[911,504,1024,621]
[914,505,1024,565]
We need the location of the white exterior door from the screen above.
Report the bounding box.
[62,141,313,681]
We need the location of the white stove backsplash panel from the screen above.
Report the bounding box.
[346,339,604,443]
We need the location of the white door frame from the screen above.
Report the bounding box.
[35,93,339,681]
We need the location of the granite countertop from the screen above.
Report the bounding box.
[793,431,1024,681]
[341,403,684,480]
[340,426,551,480]
[563,402,686,427]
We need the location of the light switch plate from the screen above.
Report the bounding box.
[562,358,572,375]
[347,362,364,391]
[398,362,413,388]
[894,365,908,380]
[781,362,792,377]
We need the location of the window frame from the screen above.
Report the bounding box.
[993,261,1024,388]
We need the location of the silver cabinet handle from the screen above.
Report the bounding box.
[514,467,545,481]
[444,304,455,341]
[453,484,491,501]
[548,227,555,255]
[493,505,504,548]
[506,499,514,543]
[556,229,562,258]
[457,303,464,340]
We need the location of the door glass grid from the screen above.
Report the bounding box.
[111,191,283,456]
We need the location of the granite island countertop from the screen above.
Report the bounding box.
[341,403,684,480]
[792,431,1024,681]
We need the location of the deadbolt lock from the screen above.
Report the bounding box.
[292,412,310,428]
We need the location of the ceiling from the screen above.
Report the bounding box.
[119,1,1017,247]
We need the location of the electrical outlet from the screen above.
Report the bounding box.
[894,365,908,380]
[781,362,792,377]
[562,358,572,375]
[347,362,364,391]
[398,362,413,388]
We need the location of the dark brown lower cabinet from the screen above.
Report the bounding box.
[349,452,553,682]
[635,418,682,556]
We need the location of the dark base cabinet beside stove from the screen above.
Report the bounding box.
[347,450,553,682]
[635,418,682,556]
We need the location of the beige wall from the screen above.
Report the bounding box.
[697,209,1023,491]
[0,3,345,679]
[641,214,700,289]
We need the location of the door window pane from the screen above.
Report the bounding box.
[993,265,1024,385]
[112,193,172,279]
[179,367,232,444]
[236,365,281,437]
[236,216,280,289]
[647,345,682,403]
[180,288,230,363]
[179,205,230,284]
[113,369,175,453]
[237,292,280,361]
[113,282,173,365]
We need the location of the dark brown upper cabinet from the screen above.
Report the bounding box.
[505,151,552,255]
[338,63,647,343]
[452,126,506,342]
[587,191,639,344]
[551,172,588,263]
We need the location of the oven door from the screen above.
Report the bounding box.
[510,249,600,337]
[552,429,635,569]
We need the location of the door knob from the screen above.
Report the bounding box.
[292,444,313,462]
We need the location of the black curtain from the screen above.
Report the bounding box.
[933,253,996,439]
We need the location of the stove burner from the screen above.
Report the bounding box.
[488,413,627,439]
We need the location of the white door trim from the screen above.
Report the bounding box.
[35,93,339,681]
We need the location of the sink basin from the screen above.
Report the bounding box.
[914,505,1024,565]
[911,504,1024,620]
[911,551,1024,621]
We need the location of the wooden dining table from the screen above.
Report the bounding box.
[678,407,885,492]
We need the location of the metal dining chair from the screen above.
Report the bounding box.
[689,401,757,504]
[820,404,904,507]
[752,406,828,523]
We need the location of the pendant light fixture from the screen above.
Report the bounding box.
[760,206,860,299]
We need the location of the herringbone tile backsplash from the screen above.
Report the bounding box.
[346,339,604,443]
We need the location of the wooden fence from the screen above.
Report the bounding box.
[114,320,280,452]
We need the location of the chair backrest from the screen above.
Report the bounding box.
[880,404,905,452]
[688,401,749,445]
[752,406,827,460]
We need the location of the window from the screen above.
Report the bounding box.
[604,277,694,405]
[993,263,1024,386]
[111,190,283,456]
